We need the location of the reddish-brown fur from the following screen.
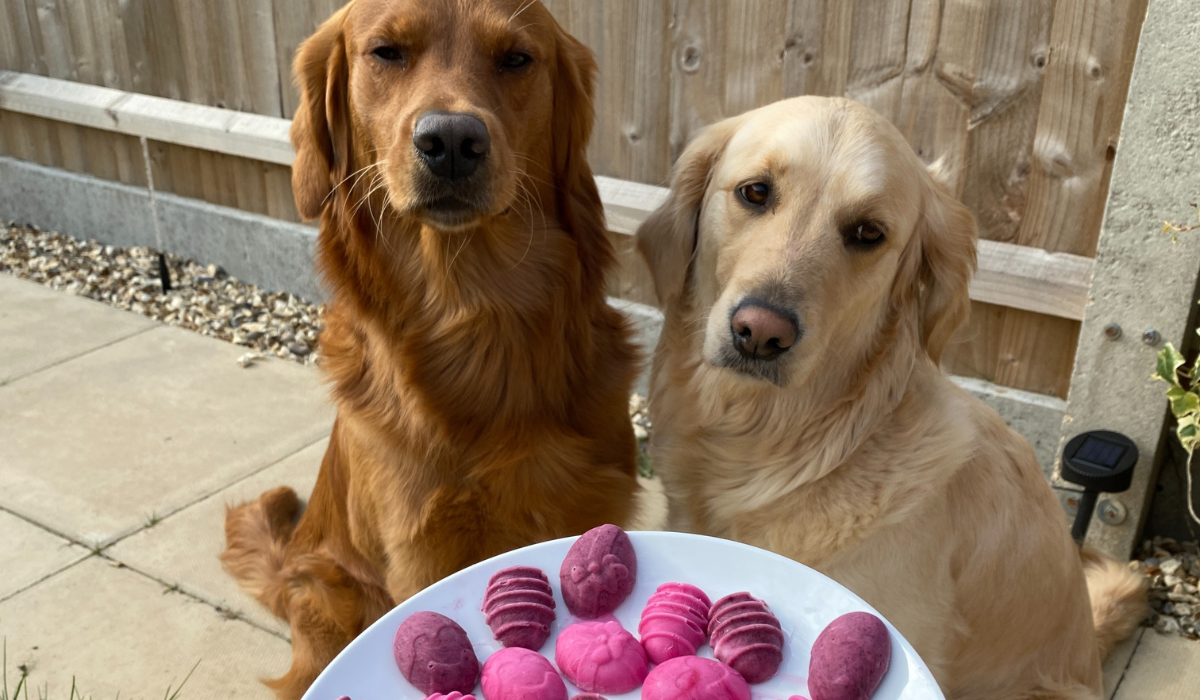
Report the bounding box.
[221,2,639,697]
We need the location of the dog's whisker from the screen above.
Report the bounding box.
[507,0,537,24]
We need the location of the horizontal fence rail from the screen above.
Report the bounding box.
[0,70,1093,321]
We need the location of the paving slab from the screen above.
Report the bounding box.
[0,556,289,700]
[0,509,89,601]
[0,324,334,546]
[1102,627,1144,700]
[111,439,327,638]
[1113,630,1200,700]
[0,274,155,384]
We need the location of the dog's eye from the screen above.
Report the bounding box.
[371,45,405,63]
[738,182,770,208]
[501,52,532,70]
[845,221,887,246]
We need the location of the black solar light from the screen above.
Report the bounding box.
[1060,430,1138,543]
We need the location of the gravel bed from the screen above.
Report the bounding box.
[1138,536,1200,639]
[1,222,324,365]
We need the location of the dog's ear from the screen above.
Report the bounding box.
[636,118,742,307]
[290,10,352,221]
[914,161,978,364]
[551,24,611,301]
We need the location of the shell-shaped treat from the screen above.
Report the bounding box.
[424,694,477,700]
[638,582,712,664]
[555,620,649,694]
[393,611,480,695]
[641,656,751,700]
[483,565,557,650]
[481,647,568,700]
[808,612,891,700]
[708,592,785,684]
[560,524,637,618]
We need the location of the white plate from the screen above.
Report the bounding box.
[304,531,943,700]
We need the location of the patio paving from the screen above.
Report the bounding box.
[0,272,1195,699]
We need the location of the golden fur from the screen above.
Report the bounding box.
[637,96,1147,700]
[221,2,639,697]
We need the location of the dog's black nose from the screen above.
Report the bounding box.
[413,111,490,180]
[731,301,799,361]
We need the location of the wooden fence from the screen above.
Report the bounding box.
[0,0,1150,399]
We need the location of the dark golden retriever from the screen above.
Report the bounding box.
[221,2,639,697]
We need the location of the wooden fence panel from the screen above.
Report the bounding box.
[669,0,789,161]
[546,0,674,184]
[954,0,1149,397]
[272,0,347,118]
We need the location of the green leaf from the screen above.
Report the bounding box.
[1178,420,1199,454]
[1168,386,1200,419]
[1156,343,1187,386]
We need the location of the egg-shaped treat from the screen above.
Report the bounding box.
[559,524,637,618]
[641,655,752,700]
[707,592,785,684]
[483,565,557,650]
[808,612,891,700]
[555,620,649,694]
[637,582,712,664]
[423,694,476,700]
[481,647,568,700]
[569,695,609,700]
[393,611,480,695]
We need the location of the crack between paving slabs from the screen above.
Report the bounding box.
[97,429,333,551]
[0,322,158,388]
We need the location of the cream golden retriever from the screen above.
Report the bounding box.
[637,96,1146,700]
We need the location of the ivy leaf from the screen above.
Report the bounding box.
[1178,416,1199,454]
[1169,386,1200,419]
[1156,343,1187,386]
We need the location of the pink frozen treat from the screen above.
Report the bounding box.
[808,612,891,700]
[559,524,637,618]
[708,592,785,684]
[483,565,557,650]
[424,694,476,700]
[555,620,649,693]
[481,647,568,700]
[393,611,479,695]
[641,656,751,700]
[638,582,711,664]
[569,695,608,700]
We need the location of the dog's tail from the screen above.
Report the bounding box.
[220,486,302,620]
[1082,547,1149,660]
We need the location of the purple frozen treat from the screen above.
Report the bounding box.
[483,565,557,650]
[708,592,785,684]
[481,647,568,700]
[560,524,637,618]
[808,612,891,700]
[393,611,480,695]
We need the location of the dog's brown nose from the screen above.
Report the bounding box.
[731,302,799,361]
